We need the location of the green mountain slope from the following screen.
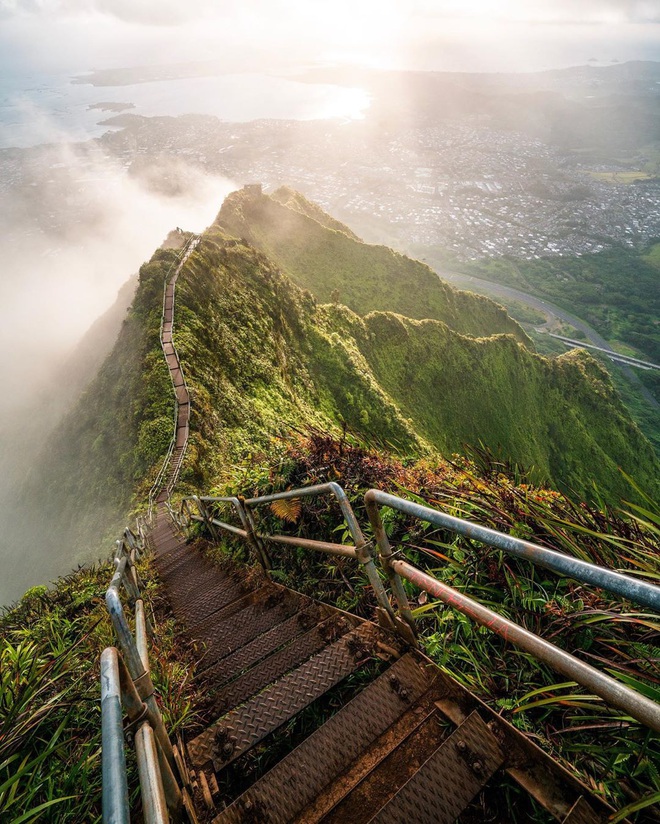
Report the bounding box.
[215,186,529,343]
[11,191,659,602]
[174,226,658,504]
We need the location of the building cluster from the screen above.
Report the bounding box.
[3,113,659,262]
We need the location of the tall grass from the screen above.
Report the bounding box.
[0,555,197,822]
[220,434,660,819]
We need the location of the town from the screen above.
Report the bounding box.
[2,111,659,264]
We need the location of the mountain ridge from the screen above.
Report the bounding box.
[7,189,659,602]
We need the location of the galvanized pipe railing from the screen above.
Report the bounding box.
[364,490,660,614]
[184,484,395,619]
[364,488,660,734]
[389,557,660,733]
[179,482,659,734]
[102,527,182,822]
[196,495,271,570]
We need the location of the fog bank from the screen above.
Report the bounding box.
[0,139,236,606]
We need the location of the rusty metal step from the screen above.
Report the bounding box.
[212,653,435,824]
[208,614,354,717]
[161,562,237,599]
[318,706,449,824]
[189,587,311,667]
[155,549,204,578]
[368,711,504,824]
[169,575,254,626]
[303,690,452,822]
[152,537,186,560]
[198,603,331,687]
[155,547,233,580]
[187,622,381,773]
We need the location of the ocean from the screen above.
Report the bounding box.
[0,70,370,149]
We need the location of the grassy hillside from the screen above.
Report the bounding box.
[215,186,530,343]
[5,192,660,820]
[12,192,659,603]
[172,224,659,504]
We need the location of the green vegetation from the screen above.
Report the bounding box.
[6,189,660,821]
[24,190,656,571]
[171,214,659,505]
[210,434,660,818]
[215,187,529,343]
[460,244,660,368]
[0,556,196,823]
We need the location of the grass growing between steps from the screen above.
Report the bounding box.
[200,433,660,821]
[0,550,198,823]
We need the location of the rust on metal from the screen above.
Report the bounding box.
[189,588,311,666]
[370,711,504,824]
[187,623,380,772]
[563,797,604,824]
[198,604,330,686]
[209,615,353,716]
[214,654,433,824]
[321,706,447,824]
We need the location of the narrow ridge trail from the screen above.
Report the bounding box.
[154,235,199,507]
[144,235,613,824]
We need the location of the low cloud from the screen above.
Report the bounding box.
[0,116,235,417]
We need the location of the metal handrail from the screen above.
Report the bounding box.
[364,488,660,734]
[184,484,395,619]
[363,490,660,615]
[180,481,660,736]
[102,527,182,822]
[147,236,199,519]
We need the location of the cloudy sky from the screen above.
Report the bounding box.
[1,0,658,74]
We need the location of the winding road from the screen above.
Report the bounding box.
[434,266,660,412]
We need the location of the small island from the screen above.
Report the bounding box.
[87,101,135,113]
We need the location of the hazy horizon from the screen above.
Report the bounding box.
[0,0,658,603]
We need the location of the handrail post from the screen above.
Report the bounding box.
[238,497,272,570]
[135,599,150,672]
[326,482,395,621]
[364,490,416,633]
[194,495,219,541]
[101,648,130,824]
[135,723,169,824]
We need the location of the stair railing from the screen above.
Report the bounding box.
[364,488,660,734]
[147,236,199,519]
[179,482,660,735]
[102,526,182,822]
[183,484,396,622]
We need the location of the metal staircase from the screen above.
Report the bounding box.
[98,232,660,823]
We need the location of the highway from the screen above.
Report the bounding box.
[546,333,660,372]
[431,265,660,412]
